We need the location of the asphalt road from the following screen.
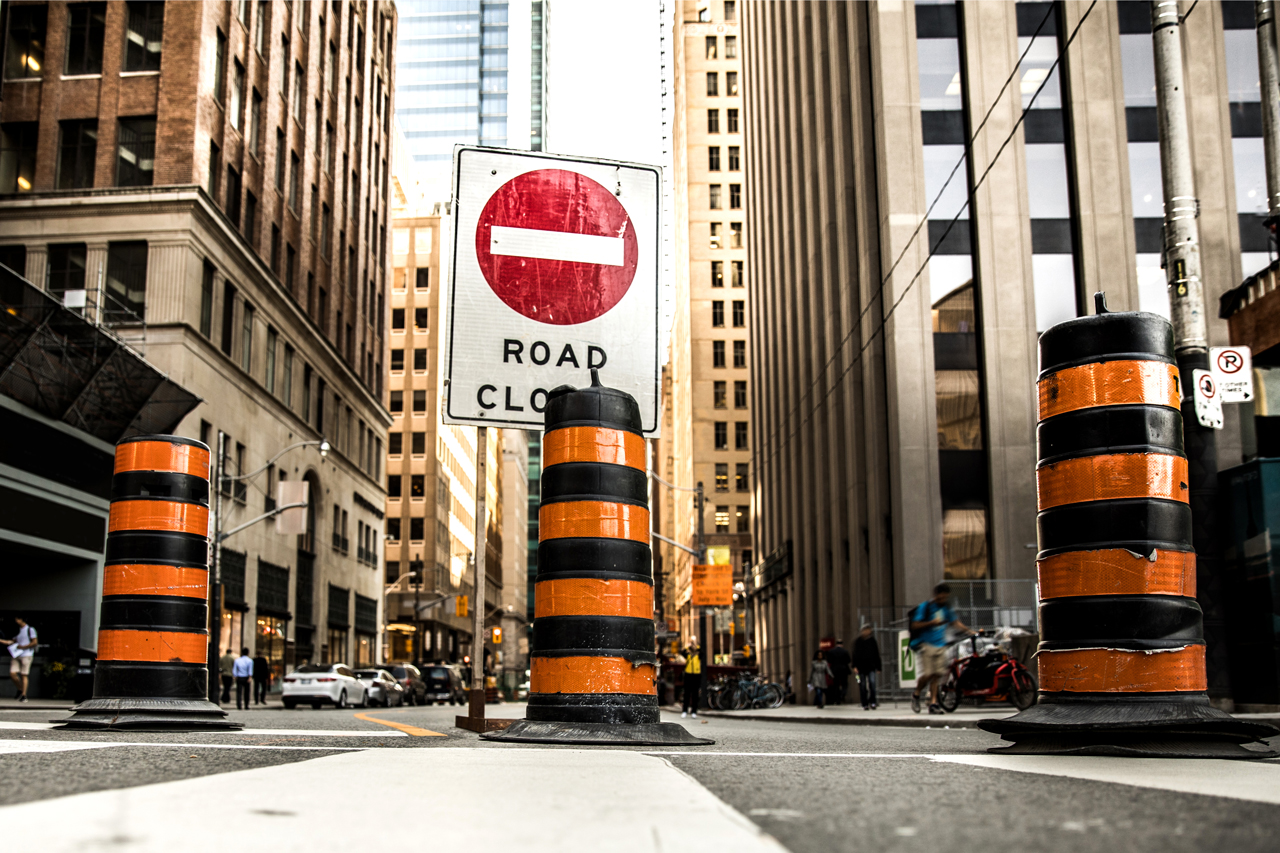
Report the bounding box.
[0,702,1276,852]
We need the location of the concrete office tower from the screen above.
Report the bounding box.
[663,0,752,661]
[384,143,509,667]
[393,0,541,197]
[0,1,396,675]
[740,0,1266,682]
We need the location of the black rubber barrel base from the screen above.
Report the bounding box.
[978,700,1278,759]
[526,692,660,725]
[481,719,713,746]
[59,697,243,731]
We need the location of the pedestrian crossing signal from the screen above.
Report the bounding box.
[456,595,468,618]
[491,626,503,644]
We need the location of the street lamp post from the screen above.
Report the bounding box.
[207,437,329,703]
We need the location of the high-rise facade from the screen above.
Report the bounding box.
[664,0,753,658]
[741,0,1267,682]
[0,0,396,676]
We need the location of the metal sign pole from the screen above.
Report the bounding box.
[462,427,489,728]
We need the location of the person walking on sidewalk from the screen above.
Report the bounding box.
[826,639,852,705]
[218,648,236,704]
[2,617,37,702]
[909,583,971,714]
[852,625,881,710]
[252,653,270,705]
[681,639,704,718]
[809,651,834,709]
[233,647,253,710]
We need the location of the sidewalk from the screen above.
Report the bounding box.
[685,701,1015,728]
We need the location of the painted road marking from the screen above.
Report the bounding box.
[490,225,625,266]
[0,748,786,852]
[351,710,445,737]
[0,720,407,737]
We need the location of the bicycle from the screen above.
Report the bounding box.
[727,674,785,710]
[936,630,1037,712]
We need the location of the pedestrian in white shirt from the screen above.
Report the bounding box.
[2,617,37,702]
[233,647,254,710]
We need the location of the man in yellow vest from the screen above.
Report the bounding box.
[681,638,703,719]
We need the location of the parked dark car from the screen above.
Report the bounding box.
[422,663,466,705]
[380,662,427,705]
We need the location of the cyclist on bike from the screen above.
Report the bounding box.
[909,583,972,715]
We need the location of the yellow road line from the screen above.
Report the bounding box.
[352,710,446,737]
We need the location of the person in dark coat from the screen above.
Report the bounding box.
[825,639,853,705]
[852,625,882,709]
[252,653,271,705]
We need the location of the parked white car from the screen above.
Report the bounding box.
[281,663,367,709]
[355,668,405,707]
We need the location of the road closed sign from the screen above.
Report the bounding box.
[445,147,661,432]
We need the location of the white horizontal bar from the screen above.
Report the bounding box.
[490,225,624,266]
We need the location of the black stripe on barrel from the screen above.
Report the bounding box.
[105,531,210,567]
[111,471,210,506]
[539,462,649,507]
[1037,405,1185,465]
[1037,595,1204,651]
[99,596,209,633]
[1037,498,1192,559]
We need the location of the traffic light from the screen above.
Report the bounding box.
[456,595,468,618]
[491,626,503,645]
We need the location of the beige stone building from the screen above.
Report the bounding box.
[740,0,1268,683]
[0,0,397,678]
[663,0,753,660]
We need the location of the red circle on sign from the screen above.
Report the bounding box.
[1199,375,1216,397]
[476,169,639,326]
[1216,350,1243,374]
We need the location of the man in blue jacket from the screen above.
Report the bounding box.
[909,583,971,714]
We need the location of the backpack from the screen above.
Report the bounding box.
[908,601,935,650]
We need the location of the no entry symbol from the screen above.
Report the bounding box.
[1199,373,1217,399]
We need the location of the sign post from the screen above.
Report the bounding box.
[1193,368,1224,430]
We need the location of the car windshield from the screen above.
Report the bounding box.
[389,667,407,678]
[354,671,380,678]
[428,667,449,679]
[293,665,334,674]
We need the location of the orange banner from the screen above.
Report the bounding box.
[97,629,208,663]
[535,578,654,619]
[542,426,646,470]
[103,564,209,599]
[539,501,650,544]
[530,656,656,695]
[1038,646,1206,693]
[1039,360,1180,421]
[1038,549,1196,599]
[691,564,733,606]
[115,441,210,478]
[109,500,209,536]
[1037,453,1188,510]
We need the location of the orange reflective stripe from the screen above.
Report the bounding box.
[530,656,656,695]
[114,441,210,478]
[535,578,654,619]
[97,629,208,663]
[1038,646,1206,693]
[539,501,650,544]
[543,426,646,470]
[1038,549,1196,599]
[1037,453,1188,510]
[1039,360,1180,420]
[109,500,209,536]
[103,564,209,599]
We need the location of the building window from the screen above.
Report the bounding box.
[413,390,426,413]
[245,191,258,244]
[265,326,278,392]
[293,61,306,122]
[735,463,749,492]
[714,380,727,409]
[65,3,107,75]
[411,475,425,498]
[730,184,741,209]
[241,302,254,371]
[708,146,721,171]
[388,433,402,455]
[387,475,401,498]
[725,35,738,59]
[705,35,717,59]
[730,222,743,248]
[256,1,268,55]
[715,463,729,492]
[706,72,718,97]
[711,260,724,288]
[275,129,285,190]
[411,432,425,454]
[735,421,748,450]
[289,151,300,210]
[714,421,727,450]
[390,348,403,371]
[200,261,215,337]
[270,225,281,272]
[121,2,164,72]
[715,506,730,533]
[392,308,405,330]
[734,380,747,409]
[282,345,294,405]
[410,518,424,541]
[225,166,242,226]
[231,61,246,130]
[0,123,38,193]
[387,517,400,541]
[4,5,46,80]
[301,363,312,422]
[413,349,427,371]
[709,184,722,210]
[728,146,740,170]
[726,71,738,97]
[713,340,726,368]
[712,300,725,327]
[208,141,220,196]
[104,241,147,324]
[247,90,263,156]
[727,108,739,133]
[220,281,236,354]
[285,243,296,290]
[212,27,227,101]
[47,244,87,302]
[724,1,737,22]
[280,35,289,96]
[733,340,746,368]
[57,120,98,189]
[736,505,749,533]
[731,260,744,287]
[389,390,403,413]
[698,4,711,22]
[415,307,429,329]
[732,300,745,327]
[710,223,722,249]
[708,109,720,133]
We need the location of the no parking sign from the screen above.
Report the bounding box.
[444,147,661,432]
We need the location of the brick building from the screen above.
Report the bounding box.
[0,0,396,680]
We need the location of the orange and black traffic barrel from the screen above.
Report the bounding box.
[63,435,240,730]
[484,371,710,745]
[979,295,1275,757]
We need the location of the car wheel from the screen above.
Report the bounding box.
[283,699,297,709]
[357,690,368,708]
[335,690,348,710]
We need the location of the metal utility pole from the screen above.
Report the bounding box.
[1151,0,1229,699]
[1258,1,1280,227]
[468,427,489,719]
[696,481,708,654]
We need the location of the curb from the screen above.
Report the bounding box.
[690,709,1011,729]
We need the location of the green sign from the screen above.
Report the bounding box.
[898,630,917,688]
